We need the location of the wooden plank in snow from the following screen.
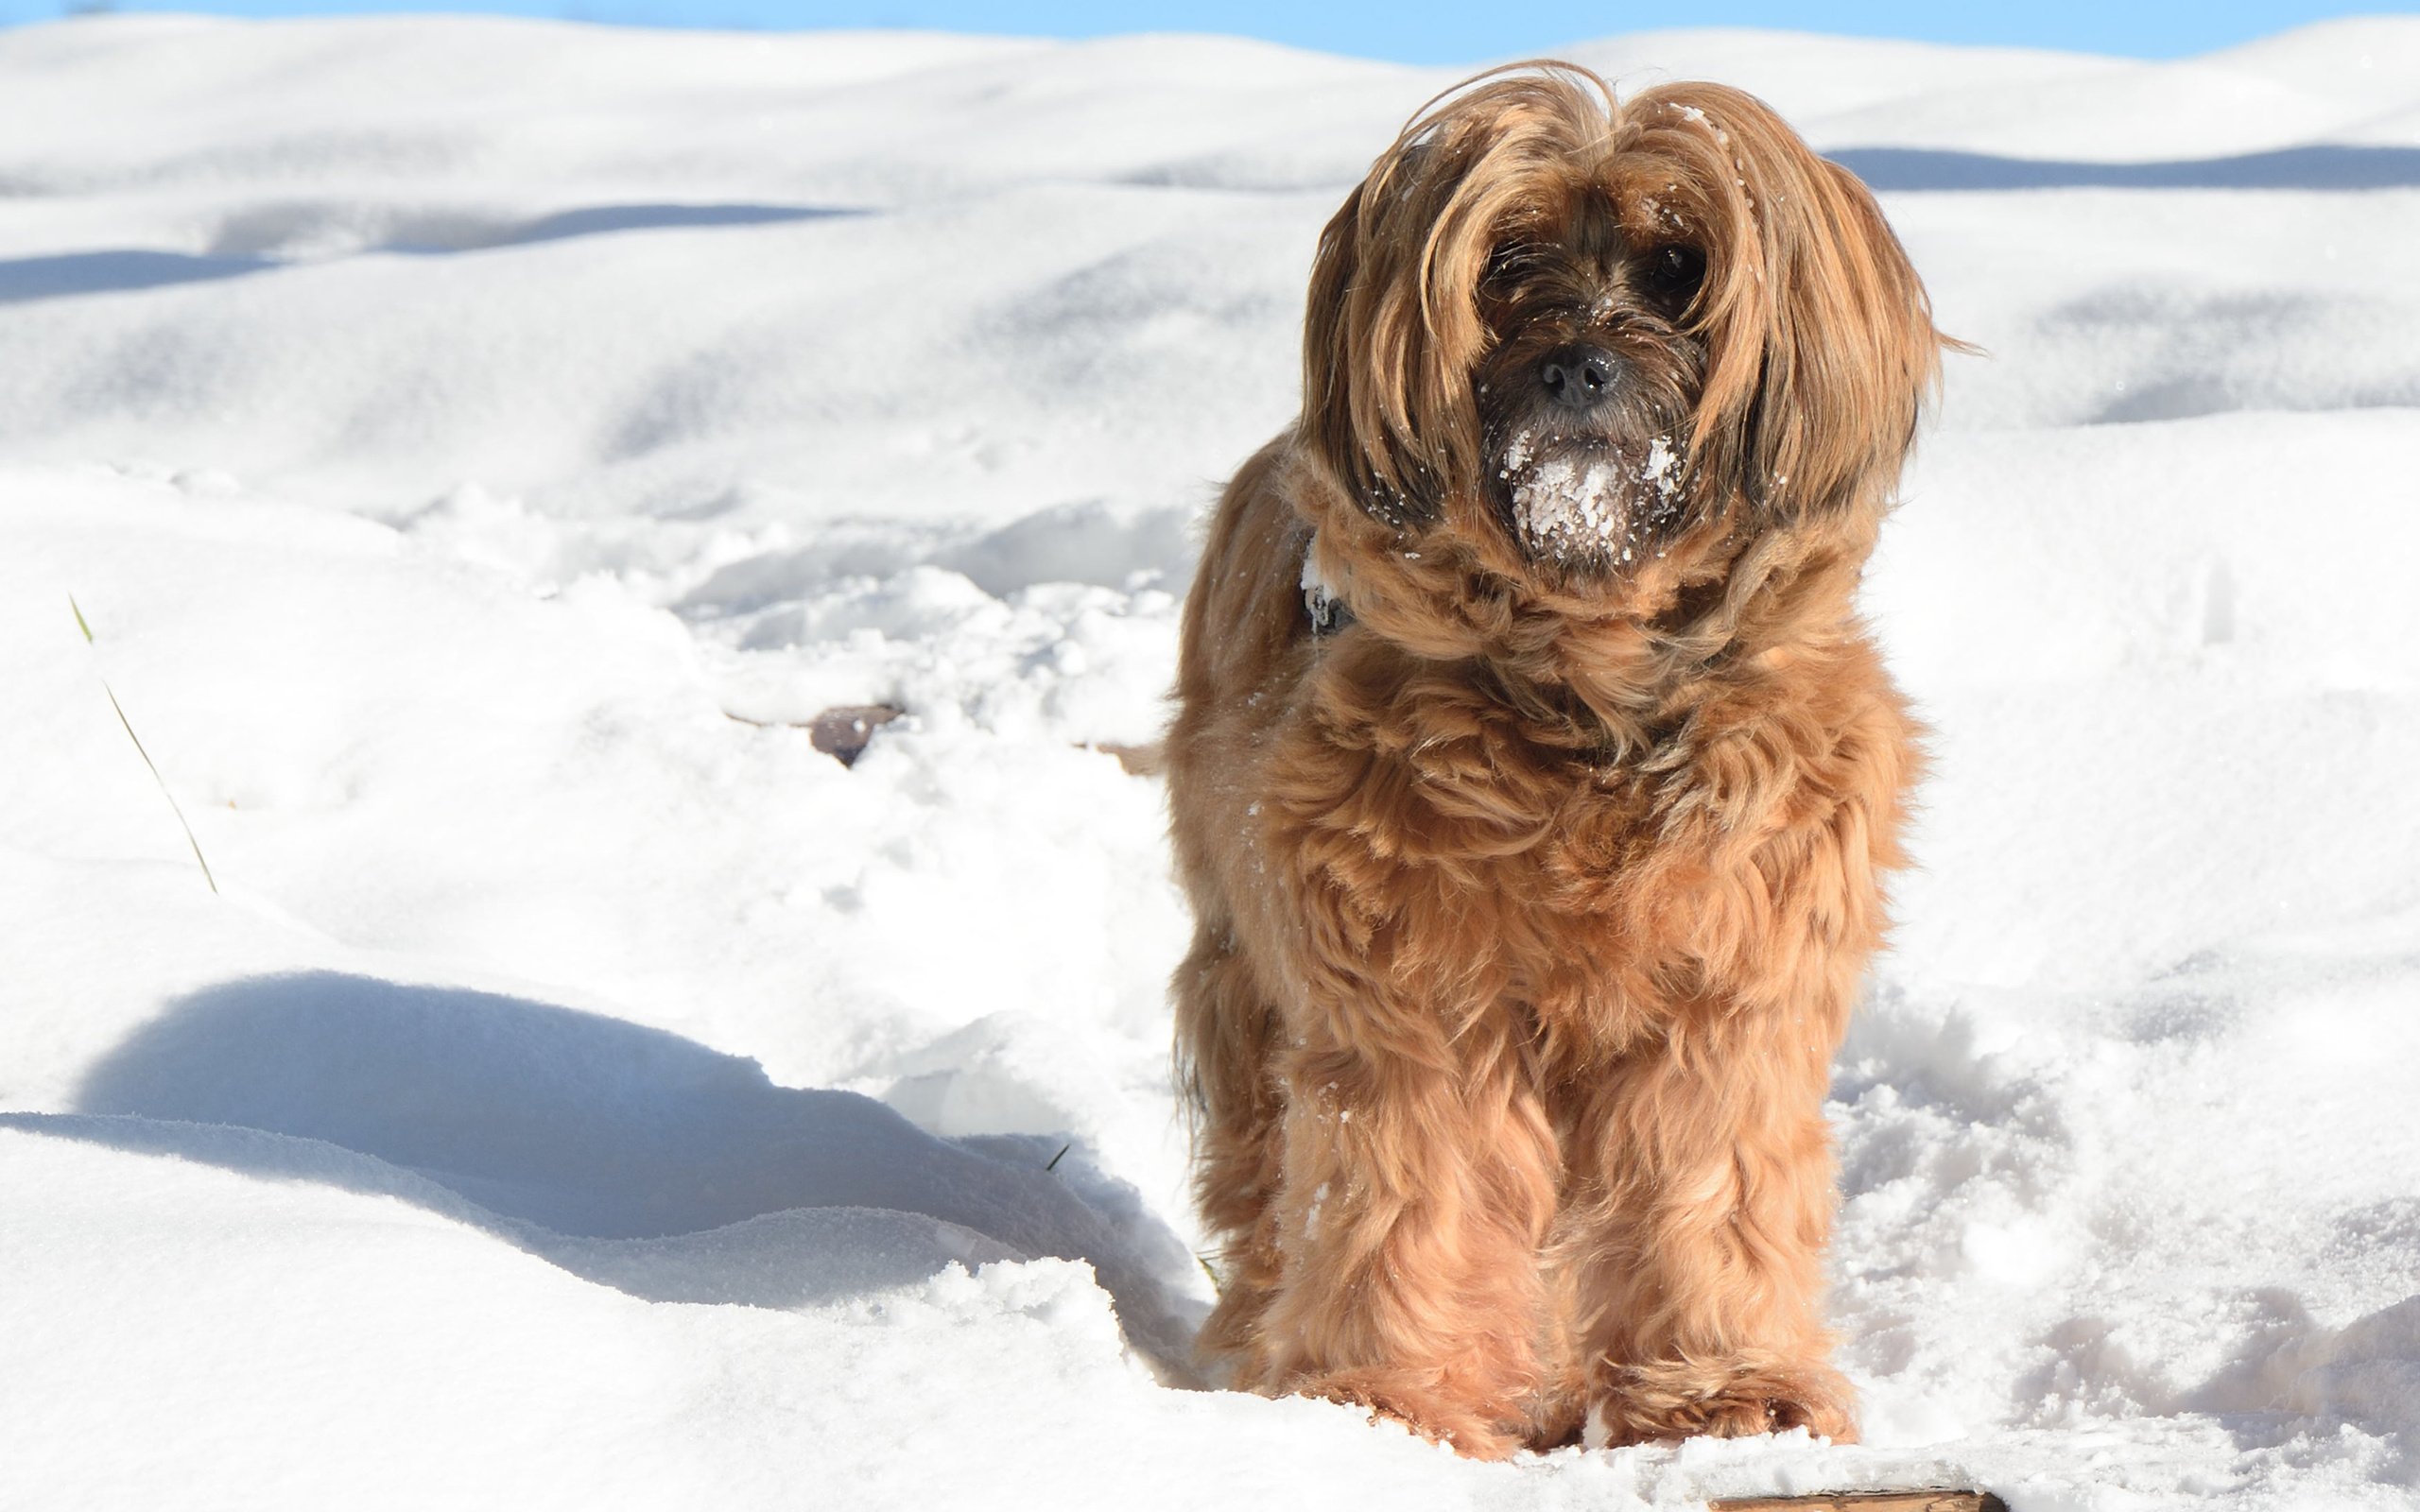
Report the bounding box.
[1711,1492,2007,1512]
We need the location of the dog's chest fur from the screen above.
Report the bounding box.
[1280,639,1878,1042]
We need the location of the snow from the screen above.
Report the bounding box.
[1501,428,1685,562]
[1,13,2417,1510]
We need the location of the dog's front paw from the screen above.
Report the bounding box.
[1584,1356,1858,1448]
[1288,1367,1531,1461]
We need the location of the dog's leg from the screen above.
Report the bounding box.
[1248,1014,1559,1459]
[1566,1008,1858,1447]
[1172,922,1290,1381]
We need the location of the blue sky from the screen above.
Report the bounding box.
[9,0,2405,60]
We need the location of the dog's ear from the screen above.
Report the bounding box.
[1300,136,1476,532]
[1644,84,1953,525]
[1302,67,1616,532]
[1301,173,1441,530]
[1751,151,1948,524]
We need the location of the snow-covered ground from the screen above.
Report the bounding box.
[3,14,2417,1509]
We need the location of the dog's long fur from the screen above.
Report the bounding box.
[1167,65,1947,1457]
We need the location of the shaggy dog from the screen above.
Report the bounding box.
[1166,64,1948,1457]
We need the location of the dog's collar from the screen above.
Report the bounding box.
[1300,530,1353,637]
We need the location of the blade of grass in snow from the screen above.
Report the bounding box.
[71,594,218,896]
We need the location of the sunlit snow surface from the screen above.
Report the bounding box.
[4,15,2419,1510]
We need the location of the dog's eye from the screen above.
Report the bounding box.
[1638,244,1706,312]
[1483,240,1530,286]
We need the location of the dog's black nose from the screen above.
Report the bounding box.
[1537,344,1619,409]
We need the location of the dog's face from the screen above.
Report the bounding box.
[1302,68,1945,619]
[1470,189,1709,573]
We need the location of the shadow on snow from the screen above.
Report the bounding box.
[1832,143,2420,192]
[0,971,1201,1377]
[0,202,859,304]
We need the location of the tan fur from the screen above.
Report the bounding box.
[1167,65,1949,1457]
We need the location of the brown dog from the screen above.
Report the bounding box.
[1166,64,1946,1457]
